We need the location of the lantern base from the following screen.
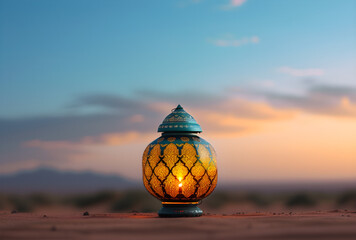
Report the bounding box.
[158,203,203,218]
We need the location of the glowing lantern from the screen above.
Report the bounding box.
[142,105,218,217]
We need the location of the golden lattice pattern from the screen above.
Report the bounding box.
[142,136,217,201]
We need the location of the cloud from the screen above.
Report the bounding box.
[210,36,259,47]
[2,81,356,175]
[68,94,147,113]
[230,0,246,7]
[181,0,247,10]
[277,66,324,77]
[230,82,356,117]
[25,131,154,148]
[0,90,296,173]
[222,0,246,10]
[134,89,224,108]
[190,98,295,136]
[276,85,356,116]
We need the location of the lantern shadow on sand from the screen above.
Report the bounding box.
[142,105,218,217]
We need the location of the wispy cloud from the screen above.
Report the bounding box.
[182,0,247,10]
[2,81,356,175]
[277,66,324,77]
[0,90,295,173]
[230,82,356,118]
[222,0,247,10]
[210,36,259,47]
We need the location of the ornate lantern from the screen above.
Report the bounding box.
[142,105,218,217]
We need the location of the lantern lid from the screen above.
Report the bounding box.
[158,104,202,133]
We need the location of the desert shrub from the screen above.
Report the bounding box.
[246,193,270,207]
[29,193,54,206]
[68,191,117,207]
[204,191,233,209]
[337,191,356,207]
[285,193,316,207]
[0,194,6,210]
[110,190,159,212]
[8,195,34,212]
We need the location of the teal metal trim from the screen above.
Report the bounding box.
[158,203,203,217]
[158,104,202,133]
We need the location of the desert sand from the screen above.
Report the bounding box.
[1,211,356,240]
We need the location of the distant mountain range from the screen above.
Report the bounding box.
[0,168,140,193]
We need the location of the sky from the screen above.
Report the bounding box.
[0,0,355,183]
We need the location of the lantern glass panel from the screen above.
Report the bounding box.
[142,135,217,202]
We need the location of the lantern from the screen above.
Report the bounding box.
[142,105,218,217]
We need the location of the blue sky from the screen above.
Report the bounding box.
[1,0,355,117]
[0,0,355,181]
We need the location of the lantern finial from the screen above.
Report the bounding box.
[176,104,183,109]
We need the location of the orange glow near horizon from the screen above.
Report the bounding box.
[211,112,356,182]
[14,110,356,183]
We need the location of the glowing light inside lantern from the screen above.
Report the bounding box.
[178,183,183,188]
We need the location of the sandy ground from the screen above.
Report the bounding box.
[0,211,356,240]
